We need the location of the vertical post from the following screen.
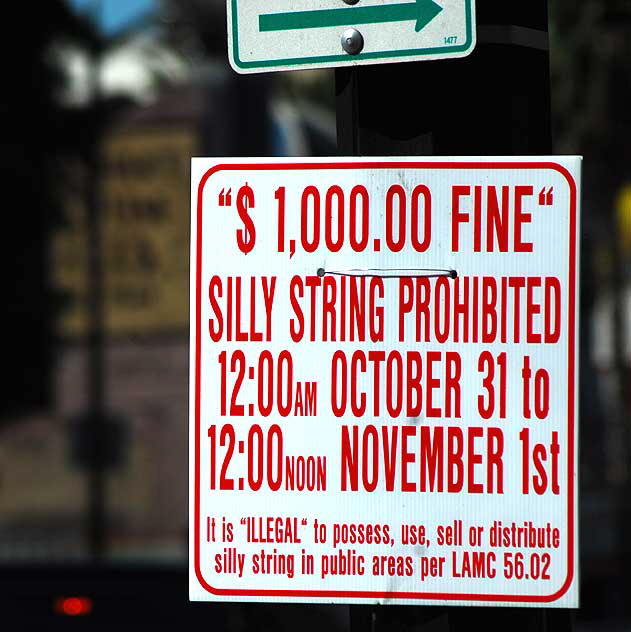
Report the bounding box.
[336,1,565,629]
[86,95,106,561]
[337,2,551,156]
[86,0,106,560]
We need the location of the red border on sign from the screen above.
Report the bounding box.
[193,161,578,603]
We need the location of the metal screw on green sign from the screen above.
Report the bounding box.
[341,28,364,55]
[259,0,443,34]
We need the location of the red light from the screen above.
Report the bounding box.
[54,596,93,616]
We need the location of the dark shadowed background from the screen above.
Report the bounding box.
[0,0,629,630]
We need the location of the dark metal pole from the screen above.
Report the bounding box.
[337,1,565,629]
[337,2,551,157]
[86,94,106,561]
[86,0,106,560]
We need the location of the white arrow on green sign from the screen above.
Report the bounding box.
[228,0,477,74]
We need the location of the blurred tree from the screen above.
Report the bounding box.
[551,0,631,189]
[550,0,631,618]
[549,0,631,441]
[158,0,335,113]
[159,0,226,58]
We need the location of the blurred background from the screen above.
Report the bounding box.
[0,0,630,629]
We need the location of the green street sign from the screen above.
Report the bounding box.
[228,0,477,74]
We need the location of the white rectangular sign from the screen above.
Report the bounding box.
[227,0,476,74]
[190,157,580,607]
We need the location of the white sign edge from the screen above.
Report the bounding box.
[188,155,582,607]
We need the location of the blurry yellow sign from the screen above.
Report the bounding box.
[617,183,631,253]
[54,127,196,336]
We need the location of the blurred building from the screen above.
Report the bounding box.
[0,68,335,562]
